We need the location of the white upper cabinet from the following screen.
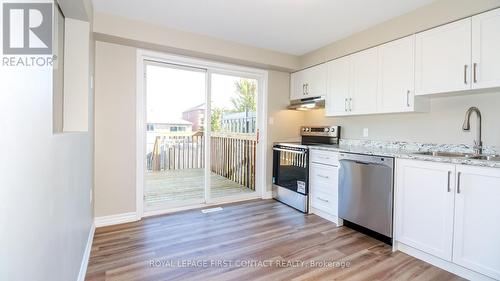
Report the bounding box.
[378,35,420,112]
[325,56,351,116]
[415,18,472,95]
[453,165,500,280]
[350,48,379,114]
[290,63,327,101]
[395,159,455,261]
[471,8,500,90]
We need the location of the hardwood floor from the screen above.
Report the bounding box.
[86,200,464,281]
[145,169,253,209]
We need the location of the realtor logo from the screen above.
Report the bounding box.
[2,3,52,55]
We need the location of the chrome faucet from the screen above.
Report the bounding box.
[462,107,482,155]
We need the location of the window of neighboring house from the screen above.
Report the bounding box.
[170,127,178,132]
[146,124,154,131]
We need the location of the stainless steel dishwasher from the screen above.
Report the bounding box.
[338,152,394,241]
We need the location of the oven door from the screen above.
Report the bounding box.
[272,145,309,195]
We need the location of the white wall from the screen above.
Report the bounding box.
[93,12,299,72]
[63,18,90,132]
[0,1,95,280]
[94,41,137,217]
[266,71,304,191]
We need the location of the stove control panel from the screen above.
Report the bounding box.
[301,126,340,137]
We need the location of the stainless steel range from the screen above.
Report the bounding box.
[272,126,340,213]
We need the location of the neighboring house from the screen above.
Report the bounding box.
[221,111,256,133]
[146,118,193,154]
[182,103,205,132]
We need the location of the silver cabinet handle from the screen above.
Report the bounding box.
[406,90,410,107]
[349,98,353,111]
[317,174,329,179]
[473,63,477,83]
[464,65,468,84]
[317,197,329,203]
[344,98,348,112]
[447,171,451,192]
[457,172,462,194]
[302,84,306,95]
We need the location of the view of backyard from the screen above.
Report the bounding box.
[145,64,258,209]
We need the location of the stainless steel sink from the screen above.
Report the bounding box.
[466,154,500,161]
[414,151,470,158]
[414,151,500,161]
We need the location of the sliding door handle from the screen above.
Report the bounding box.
[406,90,410,107]
[457,172,462,194]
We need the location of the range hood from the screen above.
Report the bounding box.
[287,96,325,111]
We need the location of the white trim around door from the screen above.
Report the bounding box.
[136,49,269,218]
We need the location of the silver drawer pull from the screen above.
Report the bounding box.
[317,174,329,179]
[317,197,329,203]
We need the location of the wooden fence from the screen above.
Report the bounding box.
[148,133,256,190]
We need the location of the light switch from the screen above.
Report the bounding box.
[269,117,274,125]
[363,128,369,137]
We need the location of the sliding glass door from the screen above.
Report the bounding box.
[143,59,262,213]
[209,73,258,199]
[144,62,207,211]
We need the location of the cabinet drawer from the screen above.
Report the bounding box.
[309,163,339,186]
[311,190,337,215]
[310,149,339,166]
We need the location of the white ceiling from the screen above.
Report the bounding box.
[92,0,435,55]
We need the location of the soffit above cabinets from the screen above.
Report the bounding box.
[91,0,434,55]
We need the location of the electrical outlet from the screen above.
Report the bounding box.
[268,117,274,125]
[363,128,369,138]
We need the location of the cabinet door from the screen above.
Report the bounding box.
[378,36,415,113]
[325,57,351,116]
[303,63,327,98]
[415,18,472,95]
[350,47,378,114]
[290,71,306,100]
[453,165,500,280]
[395,159,455,260]
[472,8,500,90]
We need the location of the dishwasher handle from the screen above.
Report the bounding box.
[339,153,394,168]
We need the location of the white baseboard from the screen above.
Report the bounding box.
[77,223,95,281]
[261,190,273,199]
[94,212,139,228]
[310,207,343,227]
[395,241,495,281]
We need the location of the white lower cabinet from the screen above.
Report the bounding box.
[395,159,500,280]
[395,159,455,260]
[452,165,500,280]
[309,149,341,225]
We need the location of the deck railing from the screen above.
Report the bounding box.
[148,132,256,190]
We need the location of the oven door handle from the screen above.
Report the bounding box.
[273,148,307,154]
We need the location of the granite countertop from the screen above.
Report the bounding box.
[308,142,500,169]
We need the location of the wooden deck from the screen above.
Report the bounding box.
[86,200,464,281]
[145,169,254,208]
